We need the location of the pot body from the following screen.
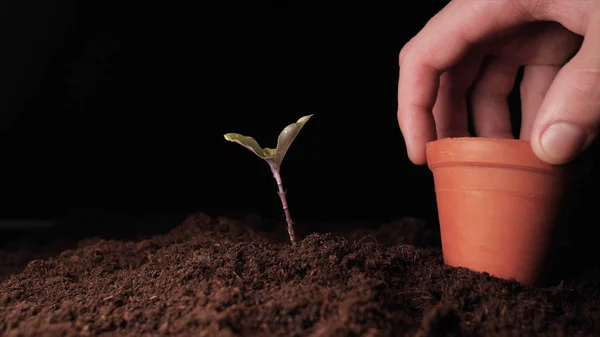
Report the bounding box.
[426,137,567,285]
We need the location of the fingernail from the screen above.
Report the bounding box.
[540,123,586,163]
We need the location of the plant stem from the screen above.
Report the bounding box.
[268,161,297,245]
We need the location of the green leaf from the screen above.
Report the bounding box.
[224,114,313,168]
[223,133,274,160]
[273,114,312,167]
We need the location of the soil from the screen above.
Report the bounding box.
[1,212,599,337]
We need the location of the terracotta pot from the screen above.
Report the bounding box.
[426,137,568,286]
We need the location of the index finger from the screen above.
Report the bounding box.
[398,0,533,165]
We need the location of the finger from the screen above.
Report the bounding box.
[398,0,533,165]
[469,56,520,138]
[492,21,579,141]
[530,16,600,164]
[432,52,483,139]
[489,21,583,66]
[397,60,437,165]
[519,65,560,140]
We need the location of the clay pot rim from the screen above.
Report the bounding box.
[425,137,565,173]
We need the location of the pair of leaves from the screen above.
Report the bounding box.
[224,114,313,168]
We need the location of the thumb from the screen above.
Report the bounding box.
[530,16,600,165]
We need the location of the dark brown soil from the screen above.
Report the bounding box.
[1,212,599,337]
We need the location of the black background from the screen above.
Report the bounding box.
[2,1,599,238]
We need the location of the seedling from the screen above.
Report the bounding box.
[224,114,313,245]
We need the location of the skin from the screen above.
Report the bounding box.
[397,0,600,165]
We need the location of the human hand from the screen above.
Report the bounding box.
[397,0,599,165]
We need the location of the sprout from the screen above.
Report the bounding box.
[224,114,313,244]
